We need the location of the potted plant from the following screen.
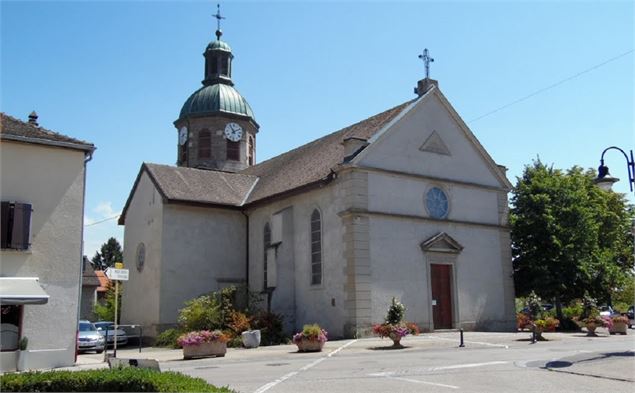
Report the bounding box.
[532,317,559,340]
[577,315,607,337]
[177,330,229,359]
[16,336,28,371]
[293,324,328,352]
[372,297,419,347]
[609,315,629,335]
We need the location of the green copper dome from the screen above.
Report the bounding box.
[179,83,256,121]
[207,39,231,52]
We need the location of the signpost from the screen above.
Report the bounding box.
[105,262,128,360]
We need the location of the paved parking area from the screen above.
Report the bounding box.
[74,331,635,393]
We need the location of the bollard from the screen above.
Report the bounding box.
[459,328,465,347]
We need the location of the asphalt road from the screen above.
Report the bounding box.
[148,331,634,393]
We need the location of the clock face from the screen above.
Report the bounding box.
[224,122,243,142]
[179,127,188,145]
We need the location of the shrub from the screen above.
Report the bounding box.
[155,328,183,348]
[178,294,222,332]
[385,297,405,325]
[226,310,251,338]
[516,313,531,330]
[534,317,559,332]
[562,303,584,319]
[556,317,581,332]
[293,324,328,344]
[251,311,286,346]
[0,368,232,392]
[405,322,420,335]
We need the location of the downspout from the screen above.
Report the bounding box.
[75,149,94,360]
[241,210,249,306]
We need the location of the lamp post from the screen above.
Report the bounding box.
[593,146,634,193]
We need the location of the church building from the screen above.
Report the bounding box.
[119,15,516,339]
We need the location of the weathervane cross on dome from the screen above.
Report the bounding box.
[212,4,226,39]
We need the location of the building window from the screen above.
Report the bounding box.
[1,202,32,250]
[264,223,271,290]
[136,242,146,272]
[227,140,240,161]
[0,305,22,351]
[198,129,211,159]
[248,135,255,166]
[220,53,229,76]
[426,187,449,219]
[310,209,322,285]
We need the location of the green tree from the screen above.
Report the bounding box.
[91,237,123,270]
[511,160,634,318]
[93,281,122,321]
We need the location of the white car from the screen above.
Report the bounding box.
[77,320,105,353]
[94,321,128,346]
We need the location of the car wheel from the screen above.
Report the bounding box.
[96,349,104,354]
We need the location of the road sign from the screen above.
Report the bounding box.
[106,268,129,281]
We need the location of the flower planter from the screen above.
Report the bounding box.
[182,341,227,359]
[296,339,324,352]
[241,330,261,348]
[585,322,598,337]
[389,333,403,347]
[609,321,628,335]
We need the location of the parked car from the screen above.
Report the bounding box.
[94,321,128,346]
[599,305,617,317]
[627,305,634,328]
[77,320,105,353]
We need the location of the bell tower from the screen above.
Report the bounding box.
[174,5,259,172]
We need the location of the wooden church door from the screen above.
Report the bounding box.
[431,264,453,329]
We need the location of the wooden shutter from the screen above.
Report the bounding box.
[10,203,31,250]
[1,201,10,249]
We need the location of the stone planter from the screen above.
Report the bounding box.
[609,321,628,335]
[295,339,324,352]
[182,341,227,359]
[241,330,261,348]
[389,334,403,347]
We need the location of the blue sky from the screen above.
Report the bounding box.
[2,0,633,259]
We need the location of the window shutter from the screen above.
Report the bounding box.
[10,203,31,250]
[1,202,10,249]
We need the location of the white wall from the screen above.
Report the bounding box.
[247,184,348,338]
[159,205,246,327]
[0,141,87,370]
[120,171,163,337]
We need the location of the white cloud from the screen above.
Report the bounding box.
[83,201,124,259]
[94,201,117,218]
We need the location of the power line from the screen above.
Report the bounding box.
[467,49,634,124]
[85,214,120,227]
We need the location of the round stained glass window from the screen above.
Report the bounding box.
[136,243,145,272]
[426,187,449,219]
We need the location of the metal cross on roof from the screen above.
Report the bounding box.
[418,48,434,79]
[212,4,226,32]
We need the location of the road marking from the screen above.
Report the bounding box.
[252,339,357,393]
[425,335,509,348]
[428,360,508,371]
[386,375,459,389]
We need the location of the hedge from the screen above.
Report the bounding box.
[0,367,233,392]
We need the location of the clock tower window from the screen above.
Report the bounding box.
[198,129,211,159]
[227,140,240,161]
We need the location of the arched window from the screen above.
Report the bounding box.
[227,140,240,161]
[263,223,271,290]
[310,209,322,285]
[198,129,211,159]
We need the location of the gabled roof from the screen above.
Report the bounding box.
[420,232,464,253]
[119,163,258,224]
[0,112,94,153]
[240,100,414,204]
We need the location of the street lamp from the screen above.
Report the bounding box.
[594,146,635,193]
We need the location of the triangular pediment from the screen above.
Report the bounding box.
[419,130,451,156]
[420,232,463,253]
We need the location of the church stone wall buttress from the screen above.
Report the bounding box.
[339,169,372,337]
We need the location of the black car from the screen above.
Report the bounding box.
[627,305,634,328]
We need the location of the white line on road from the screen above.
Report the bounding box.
[252,339,358,393]
[425,335,509,348]
[428,360,508,371]
[386,375,459,389]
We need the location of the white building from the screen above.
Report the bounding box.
[120,26,516,339]
[0,112,94,371]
